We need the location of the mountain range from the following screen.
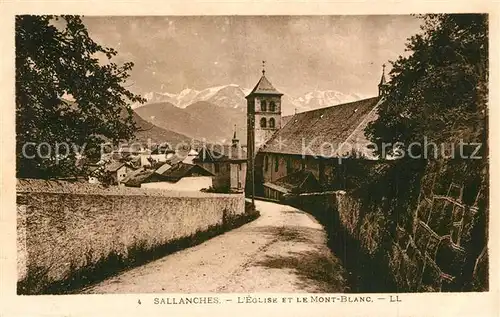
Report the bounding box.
[132,84,371,144]
[132,111,192,145]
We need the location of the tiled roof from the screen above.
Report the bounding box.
[263,170,320,194]
[246,75,283,96]
[263,182,290,194]
[274,170,320,193]
[121,168,155,187]
[154,162,172,175]
[259,97,382,157]
[155,162,214,182]
[105,161,125,172]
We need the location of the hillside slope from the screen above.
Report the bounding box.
[132,111,192,145]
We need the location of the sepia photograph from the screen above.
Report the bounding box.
[12,13,489,298]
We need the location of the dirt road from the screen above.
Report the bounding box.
[83,200,349,293]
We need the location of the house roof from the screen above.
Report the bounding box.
[263,170,320,194]
[155,162,214,182]
[259,97,382,157]
[105,161,125,172]
[246,75,283,97]
[154,162,172,175]
[87,164,102,173]
[166,154,185,165]
[121,168,155,187]
[263,182,290,194]
[274,170,320,193]
[195,144,247,162]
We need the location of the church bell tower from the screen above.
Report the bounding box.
[246,61,283,161]
[246,62,283,201]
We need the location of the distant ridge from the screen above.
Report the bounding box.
[134,84,371,143]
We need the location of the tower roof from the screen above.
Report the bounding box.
[246,75,283,97]
[232,124,238,141]
[379,64,387,86]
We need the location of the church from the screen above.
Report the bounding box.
[245,65,389,201]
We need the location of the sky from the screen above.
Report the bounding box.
[83,15,423,97]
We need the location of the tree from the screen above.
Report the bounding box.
[362,14,489,291]
[367,14,488,159]
[15,15,145,179]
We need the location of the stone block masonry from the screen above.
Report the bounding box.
[287,160,488,293]
[16,179,249,294]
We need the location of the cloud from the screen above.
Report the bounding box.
[82,15,422,96]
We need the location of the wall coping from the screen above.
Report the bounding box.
[16,178,243,199]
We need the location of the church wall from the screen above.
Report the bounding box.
[260,153,346,189]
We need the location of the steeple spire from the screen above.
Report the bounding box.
[246,62,283,97]
[379,63,387,85]
[378,64,389,97]
[232,124,239,147]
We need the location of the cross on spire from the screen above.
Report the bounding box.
[262,60,266,76]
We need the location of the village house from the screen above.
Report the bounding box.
[194,129,247,193]
[140,144,177,167]
[121,161,214,192]
[106,161,134,185]
[246,66,389,200]
[87,160,137,185]
[140,162,214,191]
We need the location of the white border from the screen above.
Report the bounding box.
[1,1,498,316]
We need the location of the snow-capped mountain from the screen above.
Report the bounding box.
[134,84,373,143]
[135,84,246,110]
[136,84,371,115]
[293,90,368,111]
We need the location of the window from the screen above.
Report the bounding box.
[260,117,267,128]
[214,163,220,173]
[239,163,242,171]
[269,101,276,112]
[269,117,275,128]
[261,100,267,111]
[264,155,268,171]
[301,160,306,170]
[286,157,292,174]
[275,156,279,172]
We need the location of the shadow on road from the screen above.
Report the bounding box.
[254,250,349,293]
[248,223,350,293]
[246,225,322,245]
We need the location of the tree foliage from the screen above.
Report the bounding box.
[16,15,145,179]
[367,14,488,158]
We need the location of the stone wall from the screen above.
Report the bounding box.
[16,179,247,294]
[289,161,489,292]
